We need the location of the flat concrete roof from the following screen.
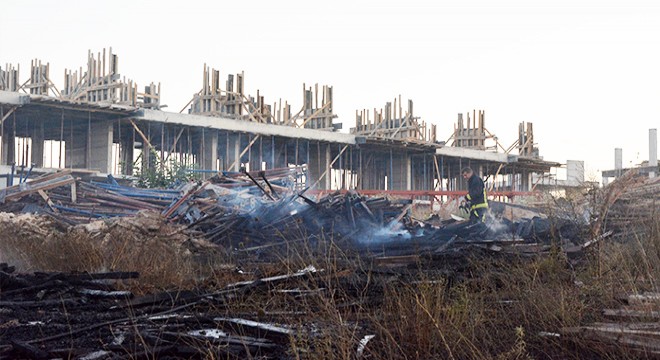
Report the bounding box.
[2,91,566,172]
[1,90,357,144]
[135,109,357,145]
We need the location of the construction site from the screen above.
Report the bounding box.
[0,48,566,197]
[0,48,659,360]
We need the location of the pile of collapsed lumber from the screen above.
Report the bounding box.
[560,291,660,356]
[0,170,175,225]
[602,175,660,234]
[165,181,416,251]
[0,170,606,259]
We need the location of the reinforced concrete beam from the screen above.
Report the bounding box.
[135,109,356,145]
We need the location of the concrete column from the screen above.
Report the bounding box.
[89,120,114,173]
[226,133,241,171]
[1,125,15,166]
[520,170,530,191]
[273,139,288,170]
[615,148,622,177]
[248,136,262,172]
[406,155,412,191]
[307,146,319,189]
[120,133,134,175]
[650,129,657,178]
[30,121,45,168]
[66,128,87,169]
[200,130,218,172]
[306,142,331,190]
[323,144,331,190]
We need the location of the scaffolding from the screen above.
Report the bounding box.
[61,48,161,108]
[352,96,436,143]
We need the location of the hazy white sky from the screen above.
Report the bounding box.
[1,0,658,180]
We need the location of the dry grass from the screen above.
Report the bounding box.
[0,211,219,293]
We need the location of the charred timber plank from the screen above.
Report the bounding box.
[26,300,201,345]
[0,279,68,298]
[373,255,420,266]
[77,289,133,298]
[67,271,140,281]
[244,170,274,201]
[50,348,100,359]
[161,330,275,350]
[259,171,279,199]
[603,308,660,319]
[562,326,660,352]
[125,345,176,360]
[9,341,50,360]
[214,318,295,343]
[122,290,198,309]
[0,299,79,308]
[0,271,30,290]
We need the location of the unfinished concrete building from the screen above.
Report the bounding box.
[1,48,561,202]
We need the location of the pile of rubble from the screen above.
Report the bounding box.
[0,170,603,261]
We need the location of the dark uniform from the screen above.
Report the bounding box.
[466,173,488,223]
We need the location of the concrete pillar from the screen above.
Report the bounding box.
[323,144,331,190]
[520,170,530,191]
[226,133,241,171]
[66,128,87,169]
[248,135,262,172]
[200,130,218,172]
[89,120,113,173]
[307,142,331,190]
[615,148,622,177]
[1,125,15,166]
[120,133,134,175]
[30,122,44,168]
[650,129,657,178]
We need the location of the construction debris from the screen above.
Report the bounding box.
[0,168,658,359]
[0,170,599,261]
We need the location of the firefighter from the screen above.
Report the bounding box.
[461,167,488,223]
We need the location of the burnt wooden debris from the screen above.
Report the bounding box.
[0,170,599,260]
[1,171,657,358]
[0,263,321,359]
